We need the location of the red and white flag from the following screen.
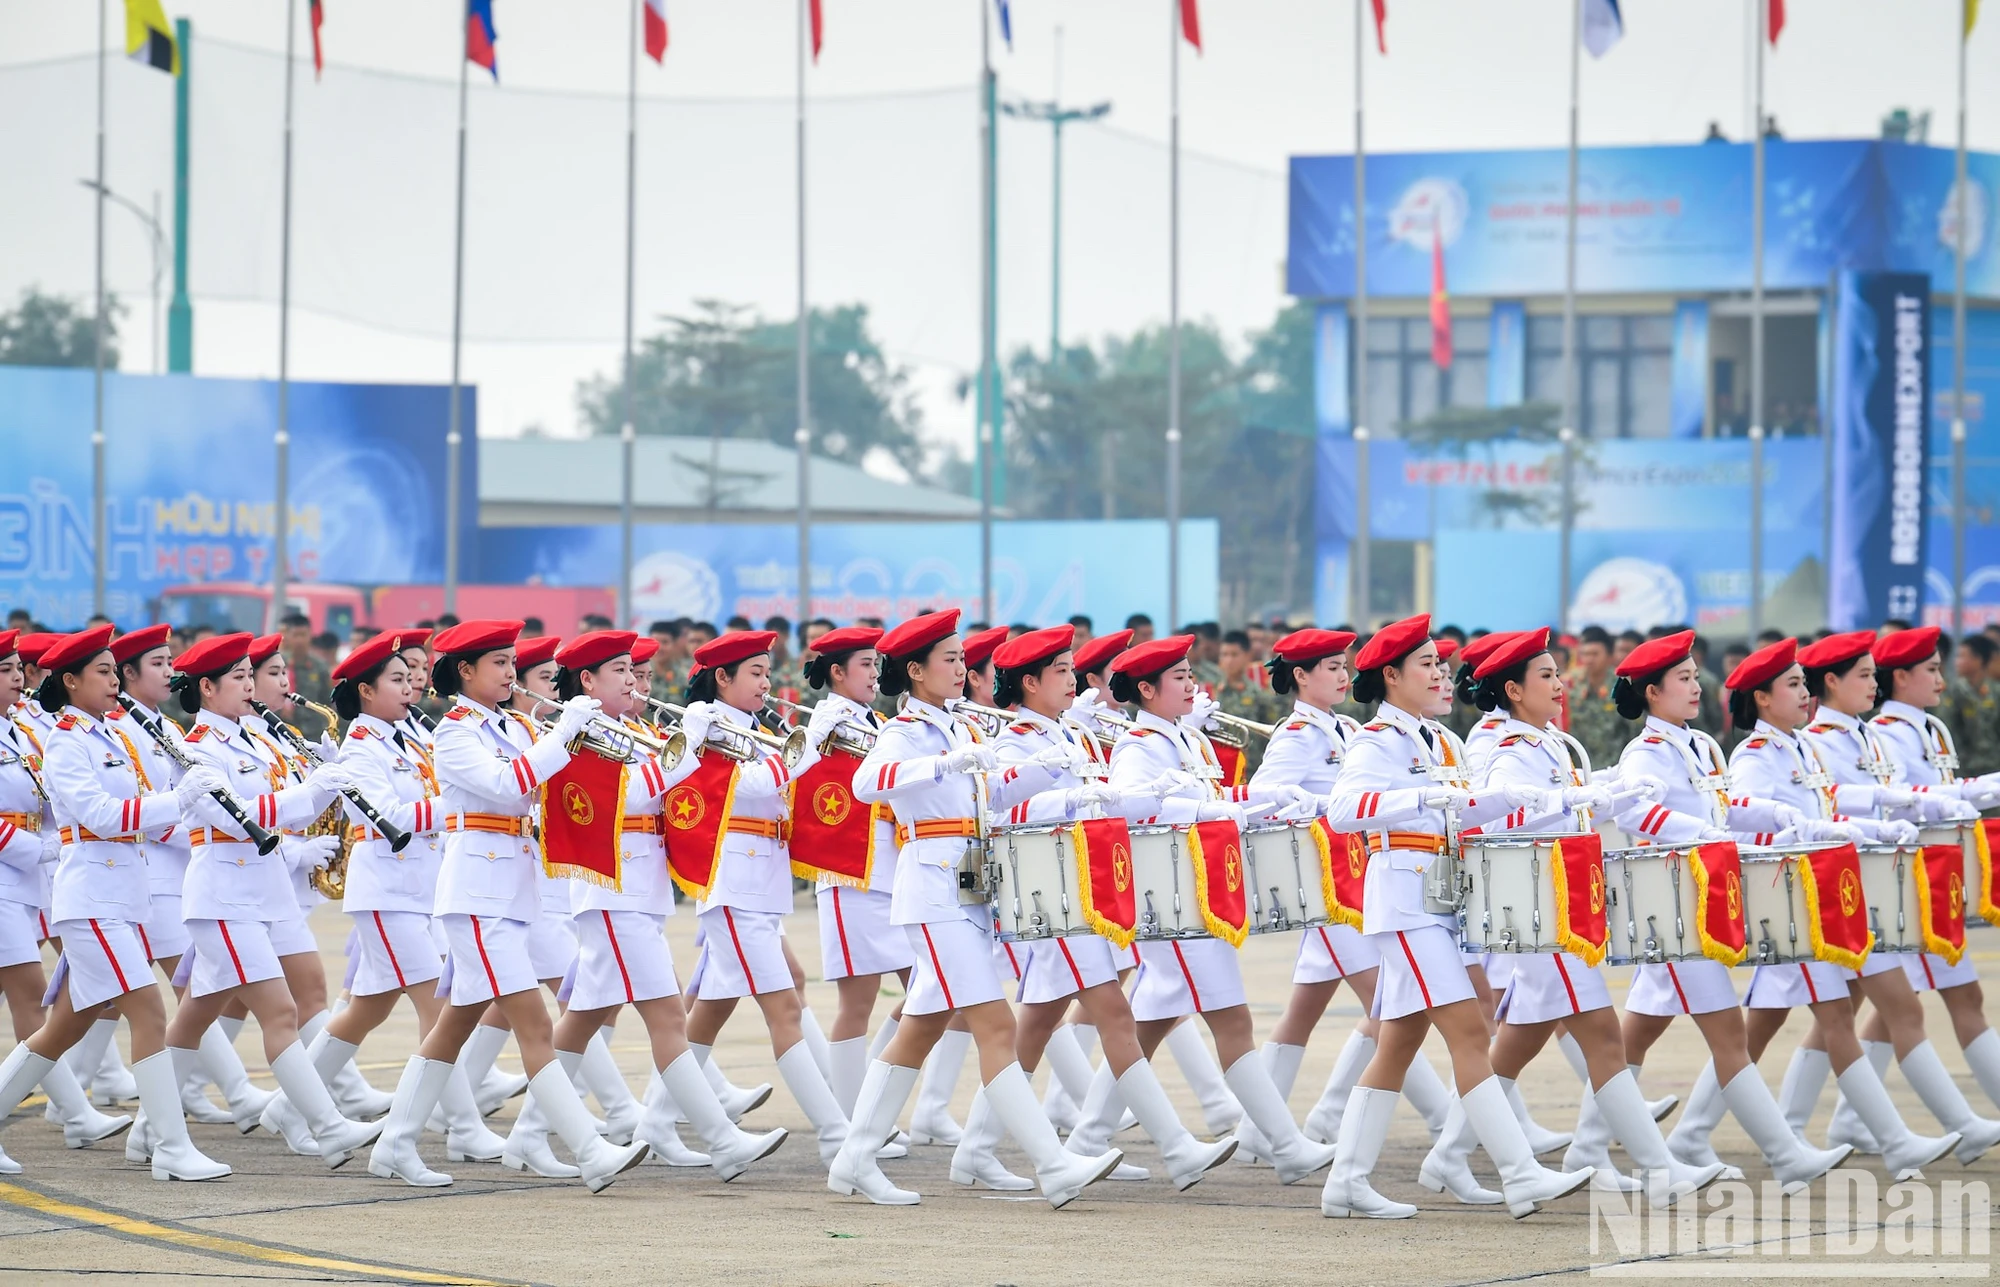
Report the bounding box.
[810,0,824,61]
[643,0,666,62]
[1179,0,1201,52]
[1370,0,1387,53]
[1429,218,1452,369]
[1767,0,1785,45]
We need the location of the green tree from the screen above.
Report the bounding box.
[0,288,121,368]
[576,300,927,478]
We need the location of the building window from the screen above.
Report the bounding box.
[1525,314,1673,438]
[1361,316,1489,433]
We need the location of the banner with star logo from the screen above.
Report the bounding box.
[786,745,878,889]
[1687,840,1747,966]
[1550,832,1609,966]
[1185,819,1250,947]
[662,750,739,900]
[1917,840,1968,965]
[1071,817,1137,948]
[1791,841,1873,969]
[1309,817,1367,930]
[538,746,629,889]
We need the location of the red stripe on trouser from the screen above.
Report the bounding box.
[38,911,49,940]
[1317,927,1344,975]
[88,919,132,995]
[919,924,955,1010]
[135,924,153,960]
[1056,939,1085,992]
[722,907,759,993]
[1394,931,1433,1009]
[1664,963,1691,1013]
[216,920,249,984]
[602,911,635,1002]
[1553,954,1579,1012]
[1169,940,1204,1011]
[1800,964,1818,1004]
[830,888,855,977]
[470,916,502,998]
[1922,956,1937,989]
[373,911,407,989]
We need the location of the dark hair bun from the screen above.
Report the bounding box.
[1351,667,1386,705]
[1268,658,1300,696]
[1611,673,1649,721]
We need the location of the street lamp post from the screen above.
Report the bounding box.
[1000,29,1110,364]
[77,179,168,378]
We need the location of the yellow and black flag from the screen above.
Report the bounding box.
[123,0,179,75]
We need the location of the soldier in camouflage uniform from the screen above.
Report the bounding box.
[1213,629,1281,776]
[1568,625,1637,769]
[1946,634,2000,777]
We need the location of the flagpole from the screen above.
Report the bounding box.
[443,5,471,618]
[92,0,107,615]
[619,0,638,629]
[1351,0,1369,629]
[1952,0,1971,634]
[1165,0,1182,632]
[1748,0,1766,638]
[1556,0,1581,635]
[795,0,812,628]
[979,0,996,623]
[272,0,298,631]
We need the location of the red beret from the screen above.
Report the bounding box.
[15,633,61,666]
[1272,628,1356,666]
[109,623,172,665]
[1110,634,1195,678]
[557,630,637,672]
[0,629,17,662]
[1354,614,1433,671]
[1457,631,1513,672]
[962,625,1009,670]
[38,624,117,674]
[1434,638,1460,663]
[994,624,1074,672]
[433,619,524,656]
[1615,629,1696,679]
[630,638,659,666]
[877,610,961,661]
[1473,627,1554,681]
[173,631,253,679]
[390,628,433,654]
[513,635,561,670]
[1071,629,1133,678]
[693,629,778,673]
[332,632,402,684]
[249,633,284,666]
[1798,630,1876,670]
[1873,626,1941,671]
[808,625,882,657]
[1726,637,1798,692]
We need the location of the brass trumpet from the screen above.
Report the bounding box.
[950,699,1021,737]
[1205,710,1278,748]
[644,696,809,770]
[512,685,686,767]
[767,695,877,757]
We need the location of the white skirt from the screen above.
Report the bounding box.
[0,900,45,969]
[817,885,915,980]
[1018,934,1122,1005]
[1497,953,1611,1025]
[1626,959,1739,1017]
[185,918,285,999]
[53,917,153,1009]
[694,906,791,1000]
[1903,951,1980,992]
[1292,923,1382,984]
[527,907,579,981]
[350,909,444,997]
[438,913,540,1005]
[1743,962,1850,1009]
[1369,925,1477,1021]
[1130,939,1247,1021]
[269,915,318,958]
[904,910,1008,1016]
[139,892,191,962]
[572,909,679,1009]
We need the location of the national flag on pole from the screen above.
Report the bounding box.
[1370,0,1387,54]
[644,0,667,62]
[1179,0,1201,52]
[1581,0,1623,58]
[810,0,824,62]
[466,0,498,79]
[1767,0,1785,45]
[1429,218,1452,369]
[994,0,1012,49]
[309,0,326,78]
[123,0,179,74]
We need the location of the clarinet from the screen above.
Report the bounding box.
[248,699,412,853]
[116,695,282,856]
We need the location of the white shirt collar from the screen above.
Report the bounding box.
[198,709,245,737]
[1374,701,1425,735]
[1644,714,1693,744]
[353,712,401,739]
[1881,699,1929,724]
[1501,716,1544,740]
[1812,705,1862,730]
[1134,708,1181,737]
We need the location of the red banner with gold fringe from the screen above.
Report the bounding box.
[1185,819,1249,947]
[1796,842,1873,970]
[1917,842,1968,965]
[787,746,877,889]
[1550,833,1608,966]
[538,746,628,889]
[661,751,739,901]
[1071,817,1137,949]
[1688,841,1747,966]
[1309,817,1367,930]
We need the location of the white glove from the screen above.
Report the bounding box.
[1619,776,1668,806]
[1790,818,1862,844]
[308,759,356,798]
[804,699,844,733]
[38,831,60,865]
[1255,783,1320,817]
[317,733,342,760]
[1769,804,1806,832]
[1698,827,1734,842]
[1195,801,1247,825]
[1068,691,1104,715]
[942,743,998,775]
[553,695,603,742]
[288,834,340,873]
[1560,784,1613,813]
[1029,743,1087,776]
[1874,786,1920,810]
[1423,787,1474,812]
[677,705,715,753]
[1062,783,1121,816]
[174,768,227,811]
[1498,783,1553,813]
[1140,771,1204,803]
[1922,795,1979,824]
[1182,693,1220,731]
[1880,819,1921,845]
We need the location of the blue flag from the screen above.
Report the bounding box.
[1581,0,1622,58]
[994,0,1012,49]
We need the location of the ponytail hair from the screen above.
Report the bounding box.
[1727,688,1760,733]
[431,647,504,700]
[1475,657,1536,714]
[1268,657,1303,696]
[993,657,1062,709]
[1351,667,1387,705]
[1611,668,1666,721]
[878,639,948,699]
[1452,663,1479,707]
[1109,668,1164,706]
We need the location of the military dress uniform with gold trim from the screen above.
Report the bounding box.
[337,713,449,997]
[119,703,195,963]
[804,694,913,983]
[0,711,53,966]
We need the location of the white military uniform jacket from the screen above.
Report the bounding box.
[1728,719,1900,843]
[45,706,184,923]
[490,707,573,919]
[687,701,821,917]
[117,703,193,902]
[804,693,898,895]
[242,711,327,916]
[337,712,446,915]
[1612,715,1788,847]
[994,706,1128,825]
[1462,710,1511,775]
[1868,699,2000,809]
[1798,706,1914,819]
[0,712,52,911]
[178,710,330,924]
[572,718,701,918]
[1472,717,1589,835]
[431,696,575,925]
[1249,700,1358,799]
[854,697,1048,927]
[1105,708,1249,826]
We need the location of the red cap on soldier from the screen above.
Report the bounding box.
[172,631,254,679]
[1615,630,1696,679]
[513,635,560,671]
[1725,637,1798,693]
[37,625,118,674]
[994,624,1075,672]
[1071,629,1133,679]
[1472,628,1553,681]
[1872,626,1942,672]
[432,619,525,656]
[556,631,638,672]
[109,623,172,665]
[248,633,283,666]
[1271,628,1356,665]
[630,638,659,666]
[14,633,61,667]
[1110,634,1195,678]
[876,611,961,662]
[691,630,779,673]
[962,625,1009,670]
[1353,614,1433,672]
[1798,630,1875,670]
[807,625,883,657]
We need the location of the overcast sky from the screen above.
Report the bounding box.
[6,0,1994,462]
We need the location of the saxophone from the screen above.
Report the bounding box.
[250,695,354,900]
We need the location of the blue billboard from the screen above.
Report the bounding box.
[477,520,1220,631]
[0,367,475,627]
[1829,271,1931,628]
[1290,140,1998,301]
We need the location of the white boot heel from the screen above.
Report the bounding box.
[827,1061,920,1204]
[529,1065,646,1193]
[1722,1066,1852,1191]
[1320,1088,1415,1218]
[948,1089,1033,1190]
[983,1063,1120,1209]
[1416,1096,1502,1205]
[367,1057,454,1187]
[1461,1077,1592,1218]
[1119,1060,1236,1191]
[145,1051,230,1182]
[1593,1069,1724,1209]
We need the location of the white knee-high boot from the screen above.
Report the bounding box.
[1593,1069,1726,1208]
[1399,1052,1452,1142]
[1959,1028,2000,1114]
[654,1051,786,1180]
[799,1006,834,1084]
[982,1062,1124,1209]
[579,1030,642,1145]
[948,1087,1033,1190]
[1302,1030,1376,1145]
[1320,1087,1415,1218]
[142,1050,229,1181]
[828,1035,869,1118]
[1460,1076,1595,1219]
[908,1028,971,1145]
[1826,1040,1891,1153]
[828,1061,921,1205]
[1163,1021,1242,1135]
[690,1042,773,1121]
[1835,1056,1959,1180]
[526,1064,649,1193]
[1224,1051,1336,1185]
[1898,1039,2000,1164]
[1234,1041,1304,1165]
[1720,1066,1853,1191]
[776,1043,849,1165]
[39,1055,131,1148]
[1666,1061,1734,1173]
[1775,1047,1831,1137]
[368,1057,454,1186]
[1039,1027,1097,1127]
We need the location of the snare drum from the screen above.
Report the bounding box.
[1241,821,1330,935]
[1604,848,1710,964]
[988,823,1087,942]
[1737,846,1823,965]
[1917,822,1989,927]
[1856,845,1921,953]
[1127,824,1208,940]
[1460,835,1584,953]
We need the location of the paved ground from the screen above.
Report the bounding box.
[0,904,1995,1286]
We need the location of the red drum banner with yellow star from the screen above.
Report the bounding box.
[538,747,628,889]
[787,747,878,889]
[1687,841,1747,966]
[1309,817,1367,930]
[1549,833,1609,966]
[1917,841,1969,965]
[1185,819,1250,947]
[662,751,739,900]
[1976,820,2000,924]
[1071,817,1137,948]
[1795,842,1873,970]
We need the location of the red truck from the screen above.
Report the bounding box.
[152,583,618,637]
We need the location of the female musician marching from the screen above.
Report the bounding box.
[1317,614,1591,1219]
[960,625,1234,1193]
[541,631,789,1182]
[1716,636,1990,1172]
[362,618,647,1192]
[1589,630,1852,1190]
[831,609,1122,1207]
[1426,629,1721,1209]
[1061,633,1333,1185]
[0,629,131,1169]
